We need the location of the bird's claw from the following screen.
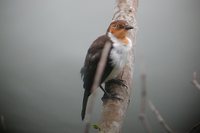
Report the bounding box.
[107,79,128,88]
[102,92,122,101]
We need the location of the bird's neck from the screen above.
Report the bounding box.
[107,32,130,45]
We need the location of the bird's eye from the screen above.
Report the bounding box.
[112,24,124,29]
[112,25,117,28]
[116,24,124,29]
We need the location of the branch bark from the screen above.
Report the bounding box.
[139,72,152,133]
[99,0,138,132]
[192,72,200,91]
[0,115,6,131]
[138,65,175,133]
[148,101,174,133]
[84,42,112,133]
[187,72,200,133]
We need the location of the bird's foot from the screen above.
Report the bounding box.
[100,85,110,97]
[100,85,114,99]
[102,92,122,101]
[107,79,128,88]
[100,84,122,101]
[100,79,127,101]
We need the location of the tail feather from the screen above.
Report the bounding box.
[81,90,90,120]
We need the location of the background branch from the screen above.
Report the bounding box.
[84,92,97,133]
[0,115,6,132]
[187,122,200,133]
[138,67,174,133]
[83,42,112,133]
[187,72,200,133]
[148,101,174,133]
[139,71,152,133]
[192,72,200,91]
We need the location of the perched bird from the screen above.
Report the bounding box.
[80,20,133,120]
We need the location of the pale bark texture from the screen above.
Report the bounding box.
[99,0,138,132]
[192,72,200,91]
[139,72,152,133]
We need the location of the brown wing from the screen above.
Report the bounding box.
[80,35,113,120]
[80,35,113,91]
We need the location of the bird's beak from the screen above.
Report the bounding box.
[124,25,133,30]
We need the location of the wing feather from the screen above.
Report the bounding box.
[80,35,113,120]
[80,35,113,91]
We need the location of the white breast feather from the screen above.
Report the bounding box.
[105,32,132,81]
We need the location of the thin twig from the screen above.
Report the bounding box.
[84,122,90,133]
[139,72,152,133]
[187,72,200,133]
[83,42,112,133]
[192,72,200,91]
[84,91,97,133]
[187,122,200,133]
[90,42,112,93]
[138,63,174,133]
[1,115,6,131]
[148,101,174,133]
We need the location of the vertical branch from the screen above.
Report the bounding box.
[187,122,200,133]
[139,71,152,133]
[83,42,112,133]
[90,42,112,93]
[84,92,97,133]
[99,0,138,132]
[148,101,174,133]
[138,66,174,133]
[0,115,6,131]
[192,72,200,91]
[187,72,200,133]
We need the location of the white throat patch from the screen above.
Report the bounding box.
[105,32,132,81]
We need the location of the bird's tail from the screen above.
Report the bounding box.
[81,90,90,120]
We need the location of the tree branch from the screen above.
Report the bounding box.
[148,101,174,133]
[192,72,200,91]
[138,67,174,133]
[99,0,138,132]
[84,92,97,133]
[187,122,200,133]
[139,72,152,133]
[83,42,112,133]
[187,72,200,133]
[0,115,6,131]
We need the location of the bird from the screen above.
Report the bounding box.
[80,20,133,120]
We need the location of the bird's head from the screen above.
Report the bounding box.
[107,20,133,42]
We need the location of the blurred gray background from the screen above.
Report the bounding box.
[0,0,200,133]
